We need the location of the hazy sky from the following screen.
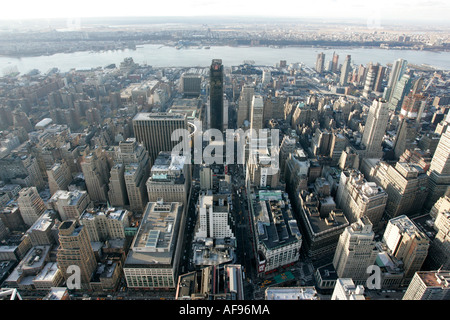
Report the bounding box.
[1,0,450,24]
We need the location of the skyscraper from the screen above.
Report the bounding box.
[209,59,224,132]
[388,73,412,111]
[81,150,109,204]
[332,216,378,285]
[237,85,255,128]
[384,58,408,102]
[57,220,97,289]
[426,126,450,208]
[361,99,390,159]
[403,271,450,300]
[132,112,188,165]
[17,187,46,227]
[332,52,339,73]
[250,94,264,132]
[340,55,351,86]
[315,52,325,74]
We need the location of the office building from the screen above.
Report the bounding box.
[57,220,97,289]
[426,127,450,208]
[250,94,264,132]
[209,59,224,132]
[388,73,412,111]
[251,190,302,275]
[47,162,72,196]
[427,206,450,269]
[339,55,351,86]
[382,215,430,284]
[81,150,109,204]
[132,112,188,165]
[384,58,408,102]
[194,193,234,240]
[27,210,58,246]
[79,207,129,242]
[315,52,325,74]
[108,163,128,207]
[332,216,378,285]
[181,73,202,97]
[146,151,191,206]
[361,99,390,159]
[331,278,365,300]
[48,190,91,221]
[332,52,339,73]
[124,201,184,289]
[403,270,450,300]
[237,85,255,128]
[336,170,387,230]
[296,190,349,261]
[361,159,428,218]
[17,187,46,227]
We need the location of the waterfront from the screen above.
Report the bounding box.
[1,44,450,75]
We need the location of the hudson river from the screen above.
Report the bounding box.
[1,44,450,74]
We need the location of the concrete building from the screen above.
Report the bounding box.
[57,220,97,289]
[250,95,264,132]
[132,112,188,165]
[181,73,202,97]
[332,216,378,285]
[361,159,428,219]
[427,206,450,270]
[403,270,450,300]
[336,170,387,230]
[17,187,46,227]
[123,201,184,290]
[265,286,318,300]
[47,161,72,196]
[237,85,254,128]
[146,152,191,206]
[339,55,351,86]
[251,189,302,275]
[361,99,389,159]
[331,278,365,300]
[426,127,450,208]
[81,150,109,204]
[382,215,430,284]
[48,190,91,221]
[108,163,127,207]
[79,207,129,242]
[315,52,325,74]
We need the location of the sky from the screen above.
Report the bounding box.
[1,0,449,24]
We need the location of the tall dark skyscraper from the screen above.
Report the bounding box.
[209,59,224,132]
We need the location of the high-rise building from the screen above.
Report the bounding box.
[315,52,325,74]
[382,215,430,284]
[361,99,390,159]
[426,127,450,208]
[403,270,450,300]
[47,162,72,196]
[146,151,191,206]
[388,73,412,111]
[384,58,408,102]
[132,112,188,165]
[250,95,264,132]
[427,204,450,269]
[81,150,109,204]
[332,52,339,73]
[57,220,97,289]
[209,59,224,132]
[48,190,91,221]
[79,207,129,242]
[336,170,387,230]
[237,85,255,128]
[181,73,202,97]
[361,159,428,219]
[339,55,351,86]
[393,118,418,159]
[252,190,302,275]
[123,201,184,290]
[194,193,234,240]
[17,187,46,226]
[332,216,378,285]
[108,163,128,207]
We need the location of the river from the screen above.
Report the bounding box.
[1,44,450,75]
